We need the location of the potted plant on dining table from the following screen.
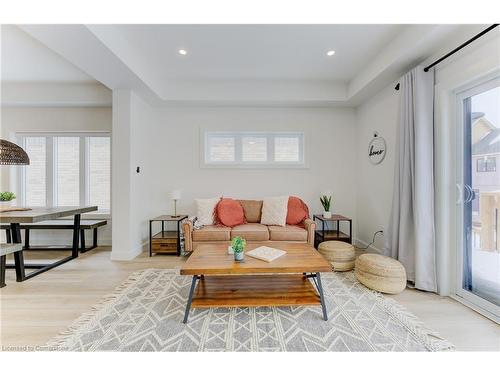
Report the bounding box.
[0,192,16,209]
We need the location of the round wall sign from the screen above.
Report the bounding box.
[368,135,386,165]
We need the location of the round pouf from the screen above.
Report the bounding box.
[318,240,355,271]
[355,253,407,294]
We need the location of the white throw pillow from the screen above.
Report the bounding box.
[260,196,289,227]
[195,197,220,226]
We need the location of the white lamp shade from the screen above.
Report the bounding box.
[168,189,182,200]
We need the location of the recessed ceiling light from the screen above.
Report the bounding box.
[178,49,187,55]
[327,50,335,56]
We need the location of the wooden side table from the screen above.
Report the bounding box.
[313,214,352,248]
[149,215,188,256]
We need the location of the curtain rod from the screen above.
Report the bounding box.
[395,24,499,91]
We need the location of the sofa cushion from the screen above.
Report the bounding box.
[238,200,263,223]
[286,196,309,225]
[192,225,231,241]
[260,196,289,227]
[231,223,269,241]
[268,225,308,241]
[216,198,245,227]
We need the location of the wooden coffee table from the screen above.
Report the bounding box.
[180,242,332,323]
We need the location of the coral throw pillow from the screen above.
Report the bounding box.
[216,198,245,227]
[286,196,309,225]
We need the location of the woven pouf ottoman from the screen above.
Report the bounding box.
[355,253,407,294]
[317,240,355,271]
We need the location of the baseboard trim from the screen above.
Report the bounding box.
[110,244,143,261]
[354,238,383,254]
[110,238,150,261]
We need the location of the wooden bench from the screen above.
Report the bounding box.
[1,219,107,253]
[1,243,23,287]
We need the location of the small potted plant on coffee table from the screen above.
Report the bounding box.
[320,194,332,219]
[231,236,246,262]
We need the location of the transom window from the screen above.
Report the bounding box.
[204,132,304,167]
[18,133,111,213]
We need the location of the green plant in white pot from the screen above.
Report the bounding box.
[0,192,16,208]
[231,236,246,262]
[320,194,332,218]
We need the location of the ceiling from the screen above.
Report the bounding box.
[1,25,94,82]
[1,24,491,106]
[114,24,403,82]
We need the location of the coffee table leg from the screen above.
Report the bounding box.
[183,275,199,324]
[316,273,328,321]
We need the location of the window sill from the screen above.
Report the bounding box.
[200,163,309,169]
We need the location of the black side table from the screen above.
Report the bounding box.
[149,215,188,256]
[313,214,352,248]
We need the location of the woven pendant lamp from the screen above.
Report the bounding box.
[0,139,30,165]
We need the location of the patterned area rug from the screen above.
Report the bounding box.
[44,269,453,351]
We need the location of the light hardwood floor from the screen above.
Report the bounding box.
[1,247,499,351]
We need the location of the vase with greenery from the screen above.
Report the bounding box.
[0,192,16,208]
[320,194,332,218]
[231,236,246,261]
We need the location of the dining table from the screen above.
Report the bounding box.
[0,206,97,281]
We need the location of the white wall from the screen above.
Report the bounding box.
[110,100,358,258]
[110,90,133,258]
[354,31,500,297]
[355,31,500,249]
[130,93,156,254]
[355,84,398,251]
[111,90,155,260]
[110,103,357,257]
[145,106,357,225]
[1,82,111,107]
[0,105,112,245]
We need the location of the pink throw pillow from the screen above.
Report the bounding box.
[286,196,309,225]
[215,198,245,227]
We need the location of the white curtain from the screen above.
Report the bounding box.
[385,65,437,292]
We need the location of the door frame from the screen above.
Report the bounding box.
[454,76,500,323]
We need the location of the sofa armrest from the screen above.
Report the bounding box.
[182,219,194,253]
[303,218,316,247]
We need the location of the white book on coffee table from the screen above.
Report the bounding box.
[246,246,286,262]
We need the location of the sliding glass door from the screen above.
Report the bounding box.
[457,77,500,320]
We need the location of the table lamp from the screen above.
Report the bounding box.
[168,189,182,217]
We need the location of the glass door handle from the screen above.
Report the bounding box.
[464,184,474,203]
[457,184,475,204]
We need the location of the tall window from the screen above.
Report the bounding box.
[19,133,111,213]
[55,137,80,205]
[23,137,47,206]
[88,137,111,212]
[204,131,304,167]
